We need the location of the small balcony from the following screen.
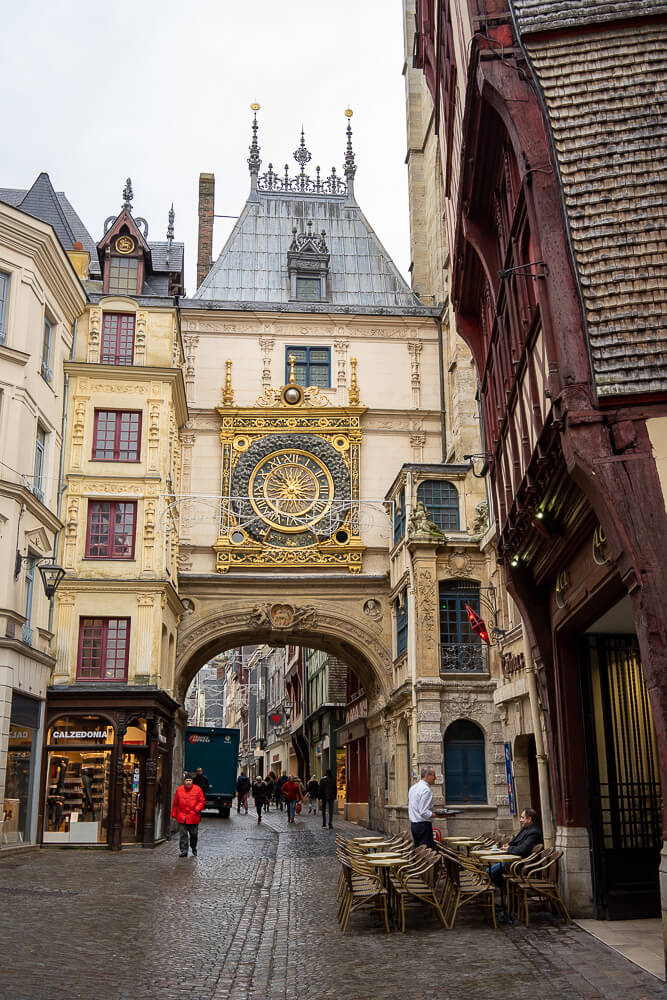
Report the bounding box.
[439,642,489,674]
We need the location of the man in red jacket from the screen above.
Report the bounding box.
[171,773,205,858]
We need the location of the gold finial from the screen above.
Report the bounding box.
[251,102,261,111]
[223,359,234,406]
[349,356,360,405]
[288,354,297,385]
[344,108,353,118]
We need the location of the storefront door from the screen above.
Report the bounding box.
[583,635,662,918]
[120,751,145,843]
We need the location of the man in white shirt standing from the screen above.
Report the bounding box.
[408,766,437,847]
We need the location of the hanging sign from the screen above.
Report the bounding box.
[504,742,517,816]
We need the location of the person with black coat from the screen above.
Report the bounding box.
[251,776,267,824]
[491,807,544,915]
[318,768,337,829]
[306,775,319,814]
[236,771,251,814]
[276,771,288,812]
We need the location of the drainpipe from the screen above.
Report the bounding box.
[436,313,447,462]
[49,316,78,635]
[406,470,418,781]
[523,632,554,847]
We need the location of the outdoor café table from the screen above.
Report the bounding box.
[471,852,522,910]
[366,854,407,929]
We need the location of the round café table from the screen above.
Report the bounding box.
[366,854,408,929]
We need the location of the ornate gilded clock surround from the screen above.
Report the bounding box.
[214,370,365,574]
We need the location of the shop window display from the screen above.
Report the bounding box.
[3,726,36,845]
[43,717,113,844]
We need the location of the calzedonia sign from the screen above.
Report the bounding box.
[51,729,109,740]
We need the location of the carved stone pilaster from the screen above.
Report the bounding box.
[259,332,274,388]
[183,334,199,400]
[54,592,76,677]
[334,336,349,404]
[407,341,422,409]
[143,499,157,572]
[87,308,101,363]
[63,497,80,569]
[147,401,161,472]
[134,311,148,365]
[70,397,88,471]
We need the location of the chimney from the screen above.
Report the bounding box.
[197,173,215,288]
[67,241,90,281]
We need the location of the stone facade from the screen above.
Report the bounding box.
[0,197,86,849]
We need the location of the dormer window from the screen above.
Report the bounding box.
[287,222,330,302]
[108,256,139,295]
[296,276,322,301]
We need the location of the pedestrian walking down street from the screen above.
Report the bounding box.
[192,767,209,794]
[319,769,337,829]
[306,775,319,814]
[408,766,436,848]
[236,771,250,814]
[172,773,205,857]
[264,772,275,812]
[251,775,267,824]
[276,770,288,811]
[282,775,302,823]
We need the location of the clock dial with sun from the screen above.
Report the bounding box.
[249,450,334,532]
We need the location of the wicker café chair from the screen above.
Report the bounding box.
[391,854,447,932]
[438,849,497,929]
[337,856,391,934]
[503,847,547,918]
[511,849,571,926]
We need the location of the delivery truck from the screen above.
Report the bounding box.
[184,726,240,818]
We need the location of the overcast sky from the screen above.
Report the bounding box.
[0,1,411,296]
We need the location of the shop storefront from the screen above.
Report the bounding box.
[3,693,43,847]
[41,687,178,850]
[337,693,369,825]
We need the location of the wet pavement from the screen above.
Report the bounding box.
[0,807,664,1000]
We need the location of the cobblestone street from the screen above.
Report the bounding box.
[0,811,663,1000]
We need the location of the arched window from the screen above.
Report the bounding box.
[444,720,487,804]
[417,480,459,531]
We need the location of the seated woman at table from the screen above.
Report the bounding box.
[491,808,543,887]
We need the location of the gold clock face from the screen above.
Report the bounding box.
[115,235,135,255]
[248,449,334,533]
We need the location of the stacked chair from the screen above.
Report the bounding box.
[503,848,571,926]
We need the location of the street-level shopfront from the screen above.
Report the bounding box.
[2,692,44,848]
[337,694,369,825]
[40,687,178,850]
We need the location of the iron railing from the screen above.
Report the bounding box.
[439,642,488,673]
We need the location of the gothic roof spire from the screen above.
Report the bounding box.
[343,109,357,204]
[167,203,175,242]
[248,103,262,191]
[122,177,133,212]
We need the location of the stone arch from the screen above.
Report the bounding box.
[174,596,393,711]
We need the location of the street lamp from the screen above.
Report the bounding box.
[37,559,66,599]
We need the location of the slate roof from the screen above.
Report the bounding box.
[512,0,667,33]
[513,8,667,397]
[193,189,429,315]
[0,173,101,276]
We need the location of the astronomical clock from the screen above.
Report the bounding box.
[213,359,366,573]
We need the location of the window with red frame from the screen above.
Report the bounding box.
[92,410,141,461]
[86,501,137,559]
[77,617,130,681]
[100,313,135,365]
